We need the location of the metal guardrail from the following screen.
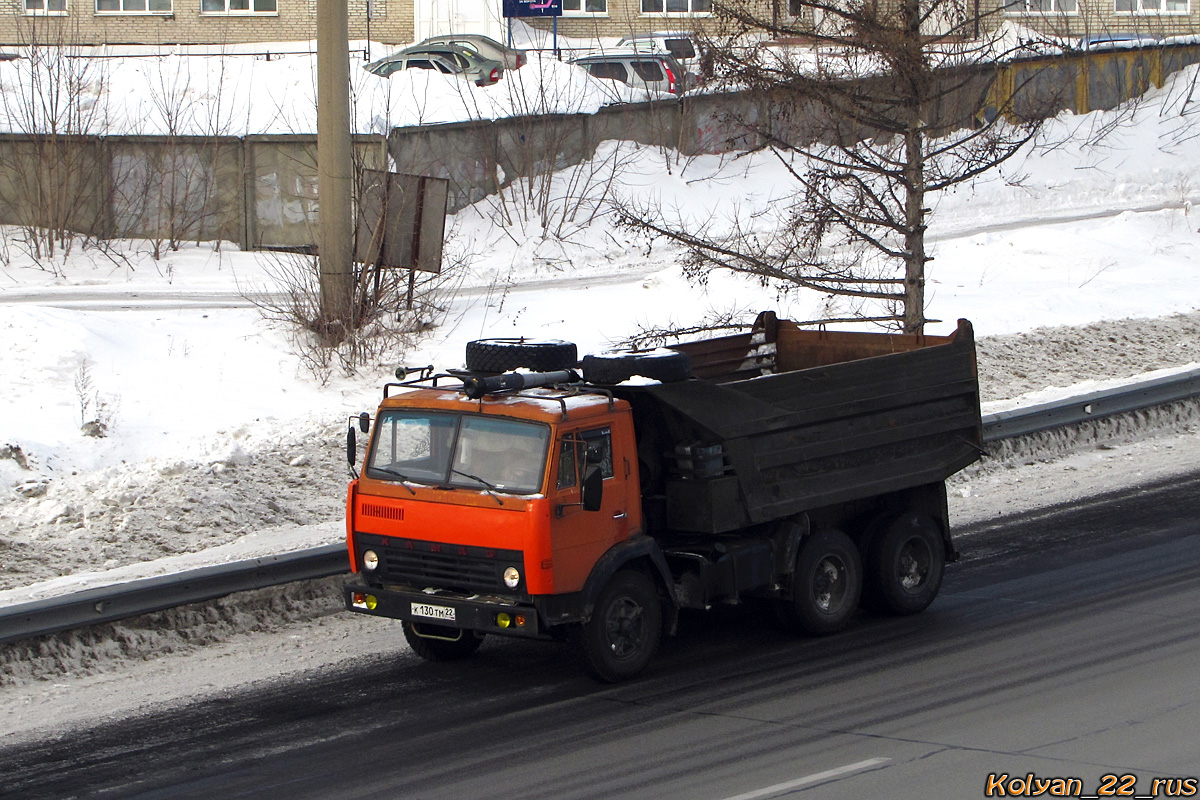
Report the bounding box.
[980,365,1200,441]
[2,365,1198,645]
[0,544,348,645]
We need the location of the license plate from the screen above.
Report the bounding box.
[411,602,456,622]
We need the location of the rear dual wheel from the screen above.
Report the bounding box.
[777,529,862,636]
[866,513,945,616]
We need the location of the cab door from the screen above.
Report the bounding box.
[548,424,632,593]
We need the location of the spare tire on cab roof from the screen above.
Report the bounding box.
[582,350,691,385]
[464,338,578,373]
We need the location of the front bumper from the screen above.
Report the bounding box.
[344,583,545,639]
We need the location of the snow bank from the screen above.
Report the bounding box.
[0,45,666,136]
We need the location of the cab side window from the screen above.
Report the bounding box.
[581,428,613,478]
[556,427,613,490]
[556,436,579,490]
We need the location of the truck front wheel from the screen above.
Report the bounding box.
[867,513,945,615]
[402,621,484,661]
[779,529,863,636]
[577,570,662,682]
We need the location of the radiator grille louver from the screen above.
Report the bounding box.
[360,503,405,521]
[362,535,524,594]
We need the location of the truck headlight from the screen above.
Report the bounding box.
[363,550,380,570]
[503,566,520,589]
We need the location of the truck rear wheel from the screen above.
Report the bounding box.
[779,529,862,636]
[578,570,662,682]
[867,513,945,615]
[403,621,484,661]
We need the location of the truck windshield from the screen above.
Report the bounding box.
[366,411,550,495]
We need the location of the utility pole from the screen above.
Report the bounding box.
[316,0,355,333]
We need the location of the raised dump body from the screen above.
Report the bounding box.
[624,312,982,534]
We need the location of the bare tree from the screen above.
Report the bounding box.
[0,17,111,266]
[619,0,1066,333]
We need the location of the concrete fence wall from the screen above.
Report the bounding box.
[1,43,1198,244]
[0,133,387,249]
[388,43,1200,214]
[386,90,771,213]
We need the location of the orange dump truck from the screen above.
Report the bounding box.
[343,311,982,681]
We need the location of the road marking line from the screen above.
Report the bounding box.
[720,758,892,800]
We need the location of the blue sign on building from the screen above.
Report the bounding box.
[502,0,562,17]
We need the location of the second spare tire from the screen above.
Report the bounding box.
[582,350,691,385]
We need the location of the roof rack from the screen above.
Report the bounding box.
[381,367,615,419]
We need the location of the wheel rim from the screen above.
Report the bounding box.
[604,596,647,660]
[897,536,932,593]
[812,555,849,614]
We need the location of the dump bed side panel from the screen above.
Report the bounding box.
[640,319,982,533]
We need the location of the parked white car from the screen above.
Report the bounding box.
[570,49,688,96]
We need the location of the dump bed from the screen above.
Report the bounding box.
[620,312,982,534]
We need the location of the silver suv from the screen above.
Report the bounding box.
[570,49,687,96]
[615,31,698,66]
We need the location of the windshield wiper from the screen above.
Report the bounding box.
[372,466,417,496]
[450,469,504,505]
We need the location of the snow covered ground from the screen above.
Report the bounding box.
[0,52,1198,619]
[0,41,1198,747]
[0,29,667,137]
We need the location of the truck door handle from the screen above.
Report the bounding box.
[613,511,627,519]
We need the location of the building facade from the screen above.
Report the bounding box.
[3,0,1197,48]
[3,0,414,46]
[525,0,1200,43]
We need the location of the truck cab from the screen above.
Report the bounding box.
[345,379,663,679]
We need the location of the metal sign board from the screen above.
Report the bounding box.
[356,171,448,274]
[502,0,561,18]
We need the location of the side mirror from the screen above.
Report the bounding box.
[581,467,603,512]
[346,426,357,469]
[358,412,370,434]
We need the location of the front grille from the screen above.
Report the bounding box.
[359,534,523,594]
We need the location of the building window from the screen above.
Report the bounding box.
[201,0,276,12]
[562,0,606,13]
[641,0,711,12]
[1115,0,1187,11]
[96,0,172,12]
[1003,0,1077,12]
[25,0,68,13]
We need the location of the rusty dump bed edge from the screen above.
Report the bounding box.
[628,314,983,533]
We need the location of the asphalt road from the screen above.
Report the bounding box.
[3,472,1199,799]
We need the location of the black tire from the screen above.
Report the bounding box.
[578,570,662,682]
[867,513,945,616]
[582,350,691,385]
[464,339,577,373]
[778,529,862,636]
[402,621,484,661]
